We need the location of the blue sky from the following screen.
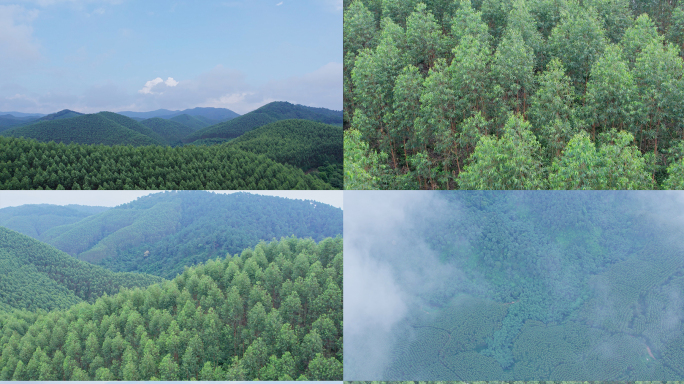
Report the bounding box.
[0,0,342,114]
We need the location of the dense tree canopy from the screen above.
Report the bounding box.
[0,236,343,380]
[344,0,684,189]
[0,137,335,190]
[0,227,162,312]
[358,192,684,379]
[7,191,343,279]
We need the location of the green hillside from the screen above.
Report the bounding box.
[140,118,195,145]
[183,113,278,143]
[184,101,344,143]
[33,191,342,279]
[97,112,167,145]
[169,114,216,131]
[0,227,163,311]
[0,236,342,380]
[0,204,109,239]
[0,137,334,190]
[228,119,343,171]
[1,114,162,146]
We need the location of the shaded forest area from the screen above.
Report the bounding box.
[0,235,343,380]
[344,0,684,189]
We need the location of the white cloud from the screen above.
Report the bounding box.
[1,63,341,114]
[0,5,41,69]
[276,1,283,5]
[138,77,178,94]
[164,77,178,87]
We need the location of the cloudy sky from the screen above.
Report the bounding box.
[0,190,343,209]
[0,0,342,114]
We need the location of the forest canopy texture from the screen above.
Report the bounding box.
[0,102,343,190]
[0,191,343,279]
[0,235,343,380]
[343,0,684,189]
[345,191,684,380]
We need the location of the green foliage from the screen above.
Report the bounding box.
[140,118,195,146]
[548,5,607,92]
[227,119,342,171]
[0,137,334,190]
[27,191,342,279]
[458,114,546,190]
[169,114,216,131]
[548,130,652,189]
[1,113,165,146]
[0,237,342,380]
[344,0,684,189]
[0,227,162,311]
[184,102,343,143]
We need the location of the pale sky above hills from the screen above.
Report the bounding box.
[0,190,343,209]
[0,0,342,114]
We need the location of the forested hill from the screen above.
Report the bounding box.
[139,118,195,146]
[0,227,163,312]
[0,204,110,239]
[228,119,343,171]
[169,114,215,131]
[183,101,344,143]
[27,191,342,279]
[1,112,166,146]
[0,236,342,380]
[224,119,344,188]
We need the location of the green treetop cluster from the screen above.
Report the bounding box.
[344,0,684,189]
[0,236,343,381]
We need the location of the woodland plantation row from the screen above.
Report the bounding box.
[0,136,335,190]
[0,236,343,381]
[343,0,684,189]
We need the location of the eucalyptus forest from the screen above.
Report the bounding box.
[343,0,684,189]
[0,102,343,190]
[346,191,684,380]
[0,192,343,380]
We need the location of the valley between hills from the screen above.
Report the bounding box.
[0,191,343,380]
[0,101,343,190]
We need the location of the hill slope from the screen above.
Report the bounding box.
[97,112,167,145]
[227,119,343,171]
[0,204,109,238]
[35,191,343,278]
[0,236,342,380]
[140,118,195,145]
[1,113,163,146]
[0,227,163,311]
[169,114,215,131]
[183,102,344,143]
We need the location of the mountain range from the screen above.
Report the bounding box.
[0,101,343,146]
[0,191,343,279]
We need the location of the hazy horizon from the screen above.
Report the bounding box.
[0,0,342,115]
